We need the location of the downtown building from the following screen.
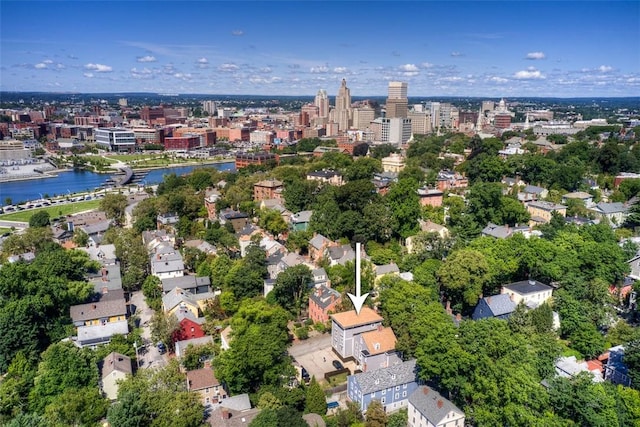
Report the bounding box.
[385,82,408,119]
[94,128,136,152]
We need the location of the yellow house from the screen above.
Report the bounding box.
[70,298,127,327]
[527,201,566,226]
[161,287,214,317]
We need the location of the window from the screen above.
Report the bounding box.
[381,397,386,404]
[205,388,209,393]
[395,386,400,391]
[371,392,375,398]
[403,384,407,389]
[402,391,407,397]
[382,389,386,395]
[395,393,399,400]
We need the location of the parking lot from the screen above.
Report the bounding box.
[288,334,357,383]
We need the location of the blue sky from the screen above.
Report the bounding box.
[1,1,639,97]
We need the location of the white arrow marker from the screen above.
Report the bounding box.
[347,242,369,315]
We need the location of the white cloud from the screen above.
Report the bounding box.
[43,59,53,64]
[137,55,157,63]
[421,62,434,68]
[219,63,239,72]
[84,63,113,72]
[513,69,545,79]
[441,76,463,82]
[260,67,272,73]
[130,67,154,79]
[310,65,329,73]
[450,51,463,57]
[599,65,613,72]
[249,76,282,84]
[333,67,348,73]
[197,57,209,64]
[231,30,244,36]
[402,71,419,77]
[35,63,47,69]
[490,76,509,83]
[526,51,546,60]
[173,72,192,80]
[83,72,94,78]
[400,64,419,72]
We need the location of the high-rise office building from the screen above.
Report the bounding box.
[314,89,330,118]
[202,100,217,115]
[353,106,375,131]
[333,79,352,132]
[386,81,408,119]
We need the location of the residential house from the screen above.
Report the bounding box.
[89,264,123,295]
[332,307,384,360]
[100,352,133,401]
[628,254,640,280]
[347,359,419,413]
[218,208,250,232]
[175,335,214,358]
[326,244,356,266]
[589,202,629,227]
[312,267,330,287]
[307,169,344,186]
[209,394,260,427]
[604,345,631,386]
[142,229,175,253]
[204,188,221,220]
[353,326,401,372]
[407,386,465,427]
[157,212,179,231]
[555,356,604,382]
[258,199,291,223]
[562,191,594,208]
[372,175,393,195]
[417,188,444,207]
[79,243,117,265]
[70,298,129,348]
[309,284,342,323]
[161,275,212,294]
[173,307,206,342]
[436,170,468,192]
[501,279,553,308]
[374,263,400,284]
[253,179,284,201]
[78,220,111,241]
[381,153,405,173]
[161,287,214,318]
[480,223,535,239]
[183,239,217,256]
[150,250,185,279]
[291,210,313,232]
[472,294,517,320]
[309,233,333,262]
[527,201,567,226]
[220,326,233,351]
[518,184,549,203]
[186,364,227,406]
[501,176,526,188]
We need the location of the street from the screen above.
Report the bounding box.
[129,290,167,369]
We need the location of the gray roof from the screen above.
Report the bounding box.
[77,320,129,345]
[307,169,341,179]
[503,279,552,295]
[482,294,516,316]
[79,220,111,236]
[351,359,418,394]
[219,393,252,412]
[309,233,330,250]
[327,244,355,264]
[309,285,341,310]
[528,201,567,211]
[101,352,133,379]
[151,252,184,274]
[161,275,210,293]
[408,386,463,426]
[161,288,214,312]
[593,202,627,214]
[481,223,511,239]
[175,335,214,357]
[291,210,313,223]
[375,263,400,276]
[89,264,123,292]
[523,184,546,194]
[70,298,127,322]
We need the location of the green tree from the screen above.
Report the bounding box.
[364,400,387,427]
[28,210,50,228]
[258,209,288,236]
[100,193,128,226]
[43,387,109,427]
[438,249,490,307]
[386,178,421,238]
[305,377,326,415]
[272,264,312,315]
[150,311,180,351]
[250,407,307,427]
[142,275,162,311]
[387,408,407,427]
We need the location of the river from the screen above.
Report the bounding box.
[0,162,235,205]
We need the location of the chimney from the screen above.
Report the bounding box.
[437,400,443,409]
[509,293,515,301]
[422,387,429,395]
[203,360,212,369]
[316,288,322,297]
[377,325,383,332]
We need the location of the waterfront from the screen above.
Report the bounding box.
[0,162,235,205]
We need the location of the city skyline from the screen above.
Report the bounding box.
[1,1,639,98]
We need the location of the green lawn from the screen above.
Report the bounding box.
[0,227,13,235]
[327,372,348,387]
[0,200,101,222]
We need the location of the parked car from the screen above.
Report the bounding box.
[301,366,310,383]
[157,342,166,354]
[332,360,344,370]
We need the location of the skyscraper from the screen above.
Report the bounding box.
[386,81,408,119]
[314,89,329,118]
[333,79,352,132]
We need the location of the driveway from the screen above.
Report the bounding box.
[130,290,167,369]
[288,334,339,382]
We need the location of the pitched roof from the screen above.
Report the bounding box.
[186,366,220,391]
[592,202,627,214]
[161,275,210,293]
[70,298,127,322]
[360,327,397,355]
[482,294,516,317]
[175,335,214,356]
[101,352,132,379]
[309,285,341,310]
[562,191,593,199]
[331,307,383,329]
[528,201,567,211]
[408,386,464,426]
[77,320,129,344]
[309,233,331,250]
[523,184,546,194]
[482,223,512,239]
[291,210,313,223]
[375,263,400,276]
[351,359,418,394]
[503,279,552,295]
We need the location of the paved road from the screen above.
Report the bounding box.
[130,290,167,369]
[0,220,28,229]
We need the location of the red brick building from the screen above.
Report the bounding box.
[235,152,279,169]
[164,135,201,151]
[309,284,342,323]
[173,309,206,342]
[253,179,284,201]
